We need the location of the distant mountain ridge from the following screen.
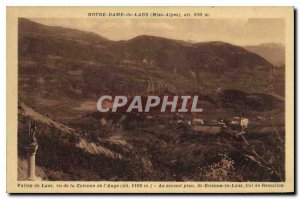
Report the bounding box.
[18,18,282,101]
[244,43,285,67]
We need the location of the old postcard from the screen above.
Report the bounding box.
[7,6,294,193]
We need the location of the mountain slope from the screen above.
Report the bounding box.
[19,18,111,44]
[18,103,151,180]
[18,18,278,101]
[111,36,273,73]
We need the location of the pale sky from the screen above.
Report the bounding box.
[31,18,285,46]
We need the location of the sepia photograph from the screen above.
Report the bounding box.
[17,17,286,181]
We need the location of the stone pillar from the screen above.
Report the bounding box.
[25,144,39,181]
